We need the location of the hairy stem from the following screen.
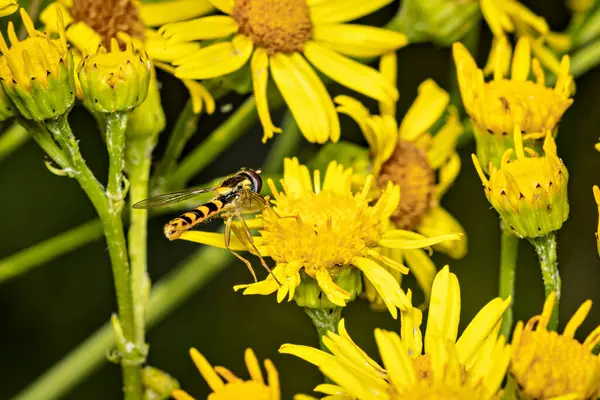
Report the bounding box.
[499,225,519,338]
[529,233,560,331]
[304,307,342,352]
[0,123,29,162]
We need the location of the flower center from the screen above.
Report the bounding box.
[209,380,271,400]
[412,355,468,387]
[70,0,145,48]
[476,80,572,136]
[260,191,380,276]
[232,0,313,55]
[511,330,600,399]
[378,141,436,230]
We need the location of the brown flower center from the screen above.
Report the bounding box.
[70,0,145,48]
[378,141,436,230]
[232,0,313,55]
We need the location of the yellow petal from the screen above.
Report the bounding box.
[245,348,264,383]
[179,230,259,251]
[270,52,339,143]
[563,300,592,338]
[316,267,351,307]
[483,36,512,78]
[437,153,461,198]
[0,0,17,17]
[171,390,196,400]
[140,0,215,27]
[374,329,416,390]
[66,21,102,54]
[399,79,449,141]
[233,264,282,295]
[265,359,280,400]
[426,108,463,169]
[251,48,281,143]
[174,35,253,79]
[208,0,234,14]
[403,249,437,306]
[503,1,548,36]
[189,348,224,391]
[425,266,461,354]
[379,52,397,118]
[159,16,238,43]
[456,296,511,367]
[416,207,467,259]
[379,230,462,250]
[303,41,398,103]
[511,37,531,81]
[400,291,424,358]
[312,24,407,57]
[530,39,562,75]
[480,0,513,36]
[309,0,393,23]
[40,3,73,33]
[334,95,375,147]
[353,256,410,317]
[145,35,202,63]
[154,61,215,114]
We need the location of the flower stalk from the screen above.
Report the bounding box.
[528,233,560,331]
[304,307,343,352]
[499,224,519,338]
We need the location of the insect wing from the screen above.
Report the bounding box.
[132,187,218,209]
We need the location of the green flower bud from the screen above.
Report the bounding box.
[79,38,150,114]
[0,9,75,121]
[142,366,180,400]
[294,267,362,309]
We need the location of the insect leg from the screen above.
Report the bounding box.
[236,213,282,286]
[225,215,258,282]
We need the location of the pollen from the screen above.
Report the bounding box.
[70,0,145,47]
[480,80,572,136]
[511,329,600,399]
[232,0,313,55]
[378,141,436,230]
[260,190,380,277]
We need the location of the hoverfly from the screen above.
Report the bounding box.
[133,168,278,283]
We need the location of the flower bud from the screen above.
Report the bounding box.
[78,38,150,114]
[293,267,362,310]
[473,128,568,238]
[0,9,75,121]
[126,67,166,139]
[142,366,179,400]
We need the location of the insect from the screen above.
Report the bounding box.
[133,168,278,283]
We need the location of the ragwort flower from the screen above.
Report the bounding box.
[280,266,512,399]
[158,0,408,143]
[336,53,466,307]
[172,348,279,400]
[510,292,600,399]
[454,37,573,171]
[40,0,215,113]
[0,0,16,17]
[472,128,569,239]
[179,158,461,318]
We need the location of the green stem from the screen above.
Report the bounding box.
[44,114,141,400]
[528,233,560,331]
[20,119,71,170]
[126,134,157,351]
[165,97,258,190]
[304,307,342,352]
[499,225,519,338]
[151,99,200,192]
[105,112,129,214]
[261,111,302,174]
[14,245,231,400]
[0,122,29,162]
[0,219,103,283]
[570,38,600,80]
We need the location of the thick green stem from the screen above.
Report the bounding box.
[45,114,141,400]
[499,225,519,338]
[105,112,129,214]
[126,134,157,351]
[304,307,342,352]
[14,245,231,400]
[151,99,200,191]
[0,122,29,162]
[0,219,103,283]
[165,97,258,190]
[528,233,560,331]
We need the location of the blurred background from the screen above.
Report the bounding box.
[0,0,599,398]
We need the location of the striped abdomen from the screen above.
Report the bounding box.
[163,199,226,240]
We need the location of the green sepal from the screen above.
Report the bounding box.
[294,267,362,309]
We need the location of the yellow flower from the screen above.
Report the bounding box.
[594,186,600,257]
[172,348,279,400]
[280,266,512,399]
[0,9,75,121]
[0,0,17,17]
[40,0,215,114]
[472,128,569,239]
[510,292,600,399]
[454,37,573,171]
[335,53,466,307]
[179,158,461,318]
[158,0,408,143]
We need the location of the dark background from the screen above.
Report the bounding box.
[0,0,599,398]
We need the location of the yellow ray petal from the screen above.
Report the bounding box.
[0,0,17,17]
[303,41,398,103]
[174,35,253,79]
[244,348,264,383]
[379,230,462,250]
[309,0,393,23]
[171,390,195,400]
[265,359,280,400]
[140,0,215,27]
[154,61,215,114]
[251,48,281,143]
[316,267,351,307]
[374,329,416,390]
[313,24,407,58]
[398,79,448,141]
[379,52,397,118]
[270,52,339,143]
[159,16,238,43]
[425,266,461,353]
[511,37,531,81]
[437,153,461,198]
[426,110,463,169]
[40,3,73,33]
[66,22,102,54]
[208,0,234,15]
[178,230,263,251]
[400,291,424,358]
[416,207,467,260]
[189,348,224,391]
[403,249,437,306]
[145,35,202,63]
